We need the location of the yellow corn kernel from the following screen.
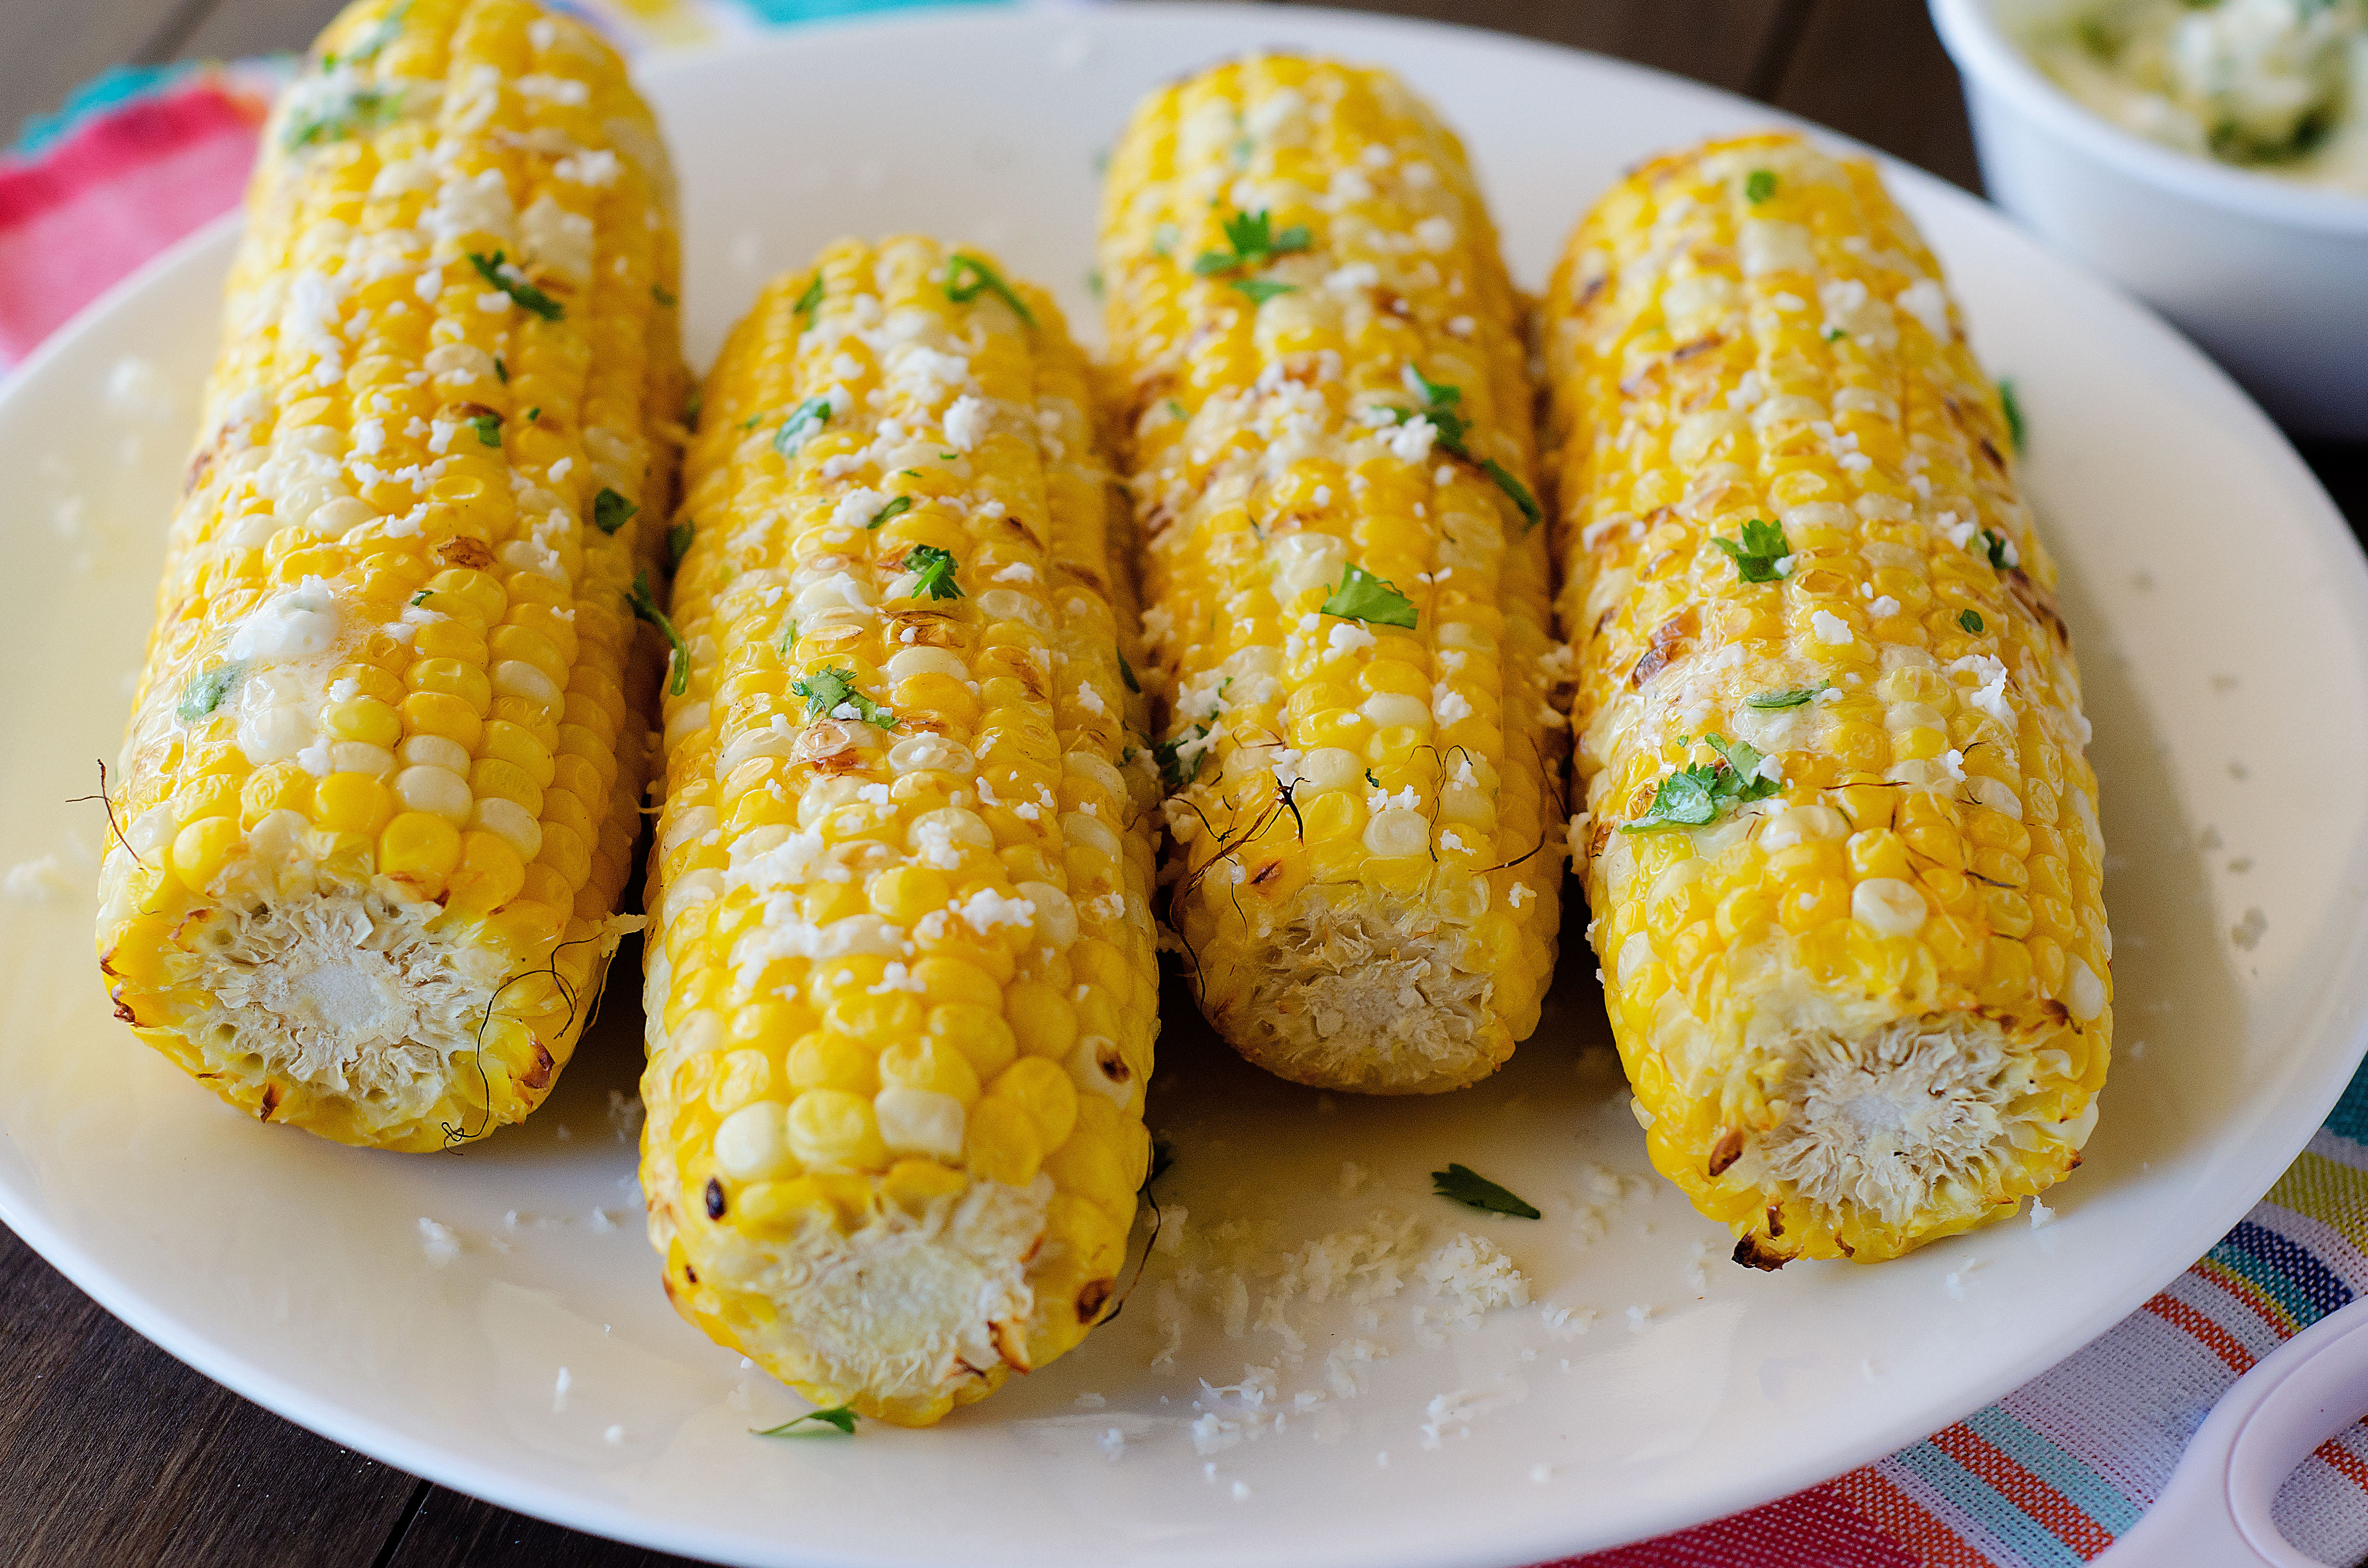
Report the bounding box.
[786,1089,889,1172]
[882,1157,968,1212]
[787,1032,882,1097]
[315,772,395,836]
[379,811,461,890]
[170,818,242,892]
[988,1056,1078,1153]
[445,831,526,920]
[878,1037,982,1105]
[963,1096,1042,1187]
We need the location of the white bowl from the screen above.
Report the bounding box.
[1931,0,2368,438]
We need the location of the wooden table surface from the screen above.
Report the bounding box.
[3,2,2363,1564]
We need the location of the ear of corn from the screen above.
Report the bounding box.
[93,0,685,1151]
[1541,133,2110,1264]
[1097,56,1566,1095]
[639,240,1161,1427]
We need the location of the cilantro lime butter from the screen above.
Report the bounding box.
[2025,0,2368,193]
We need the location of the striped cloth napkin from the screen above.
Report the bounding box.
[9,7,2367,1563]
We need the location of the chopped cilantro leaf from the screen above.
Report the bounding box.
[1431,1164,1541,1220]
[177,662,246,723]
[494,356,508,384]
[666,521,693,571]
[468,412,501,447]
[1480,457,1542,531]
[905,544,963,601]
[944,253,1035,327]
[793,273,825,328]
[867,495,911,531]
[1746,683,1826,709]
[1960,608,1985,634]
[754,1405,857,1437]
[1153,724,1211,792]
[1999,378,2027,454]
[1980,529,2015,571]
[1822,326,1848,343]
[1166,398,1188,421]
[1619,732,1779,834]
[523,407,540,422]
[410,590,432,607]
[1711,517,1791,584]
[792,668,895,728]
[1320,564,1418,630]
[284,83,400,151]
[774,395,833,456]
[624,569,688,697]
[1380,366,1541,531]
[1193,209,1312,275]
[466,250,563,320]
[1744,169,1778,203]
[1365,770,1380,788]
[1705,734,1782,802]
[1117,649,1141,694]
[776,620,798,660]
[1230,278,1297,305]
[592,487,637,536]
[652,283,676,308]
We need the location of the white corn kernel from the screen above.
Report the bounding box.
[397,765,473,823]
[713,1102,796,1180]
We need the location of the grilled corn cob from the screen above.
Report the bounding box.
[92,0,684,1151]
[1541,133,2110,1264]
[1098,56,1565,1094]
[639,240,1161,1426]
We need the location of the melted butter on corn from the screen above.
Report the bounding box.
[1543,134,2110,1265]
[94,0,684,1150]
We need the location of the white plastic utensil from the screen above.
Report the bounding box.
[2097,1297,2368,1567]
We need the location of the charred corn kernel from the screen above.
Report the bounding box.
[1542,132,2109,1267]
[92,0,684,1152]
[639,239,1157,1427]
[1099,56,1564,1093]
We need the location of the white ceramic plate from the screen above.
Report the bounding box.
[3,7,2366,1565]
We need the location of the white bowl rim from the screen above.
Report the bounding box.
[1930,0,2368,234]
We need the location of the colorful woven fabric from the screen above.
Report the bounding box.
[9,9,2367,1563]
[1553,1062,2368,1567]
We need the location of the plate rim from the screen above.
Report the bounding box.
[5,4,2368,1563]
